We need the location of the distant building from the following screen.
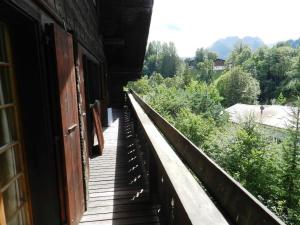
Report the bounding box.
[225,104,298,141]
[213,58,226,71]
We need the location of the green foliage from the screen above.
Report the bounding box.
[189,48,219,83]
[252,46,297,103]
[197,60,215,83]
[275,92,287,105]
[216,66,261,106]
[226,42,253,67]
[175,108,215,146]
[282,53,300,103]
[127,76,150,96]
[148,86,189,119]
[129,41,300,224]
[143,41,183,77]
[185,81,227,123]
[225,120,281,200]
[281,103,300,224]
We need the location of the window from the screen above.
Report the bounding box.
[0,22,30,225]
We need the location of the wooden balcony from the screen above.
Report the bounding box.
[80,110,160,225]
[80,91,285,225]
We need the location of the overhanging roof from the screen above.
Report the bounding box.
[99,0,153,79]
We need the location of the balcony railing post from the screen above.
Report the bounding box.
[159,170,172,225]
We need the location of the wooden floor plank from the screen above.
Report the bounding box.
[80,109,160,225]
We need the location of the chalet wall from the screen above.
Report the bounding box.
[41,0,104,60]
[0,1,152,224]
[0,1,106,225]
[5,0,104,60]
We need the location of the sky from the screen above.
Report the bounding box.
[148,0,300,57]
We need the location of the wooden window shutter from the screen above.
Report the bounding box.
[49,24,85,225]
[92,102,104,156]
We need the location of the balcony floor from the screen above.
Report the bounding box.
[80,109,160,225]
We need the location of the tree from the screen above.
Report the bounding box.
[194,48,217,64]
[251,47,273,102]
[175,107,215,147]
[149,72,164,87]
[223,117,282,207]
[281,102,300,224]
[143,41,162,75]
[197,60,214,83]
[126,76,150,96]
[145,41,162,58]
[158,42,182,77]
[281,52,300,103]
[227,42,253,67]
[269,46,294,87]
[185,81,226,123]
[147,85,189,120]
[253,46,295,103]
[143,41,182,77]
[216,66,261,106]
[275,92,286,105]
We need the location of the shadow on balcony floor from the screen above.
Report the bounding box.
[80,109,160,225]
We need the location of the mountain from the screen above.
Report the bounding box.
[210,36,265,59]
[286,38,300,48]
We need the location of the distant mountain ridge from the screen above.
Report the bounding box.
[286,38,300,48]
[209,36,265,59]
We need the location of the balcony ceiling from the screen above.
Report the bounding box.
[99,0,153,78]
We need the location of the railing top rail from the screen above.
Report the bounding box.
[127,92,229,225]
[128,90,285,225]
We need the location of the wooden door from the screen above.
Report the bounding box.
[50,24,84,225]
[0,22,31,225]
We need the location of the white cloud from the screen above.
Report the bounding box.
[148,0,300,57]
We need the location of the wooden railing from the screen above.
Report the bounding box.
[126,90,285,225]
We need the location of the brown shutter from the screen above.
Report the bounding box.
[92,104,105,156]
[50,24,84,225]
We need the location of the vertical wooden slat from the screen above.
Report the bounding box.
[67,34,85,223]
[77,46,90,204]
[0,193,7,225]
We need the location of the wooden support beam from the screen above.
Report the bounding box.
[104,38,125,46]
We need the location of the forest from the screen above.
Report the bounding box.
[127,41,300,224]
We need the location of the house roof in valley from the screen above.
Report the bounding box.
[225,103,298,129]
[214,58,225,66]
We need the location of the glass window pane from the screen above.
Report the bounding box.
[0,67,13,104]
[20,207,28,225]
[0,107,17,146]
[7,207,27,225]
[0,24,7,63]
[0,147,21,188]
[3,178,25,221]
[7,213,20,225]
